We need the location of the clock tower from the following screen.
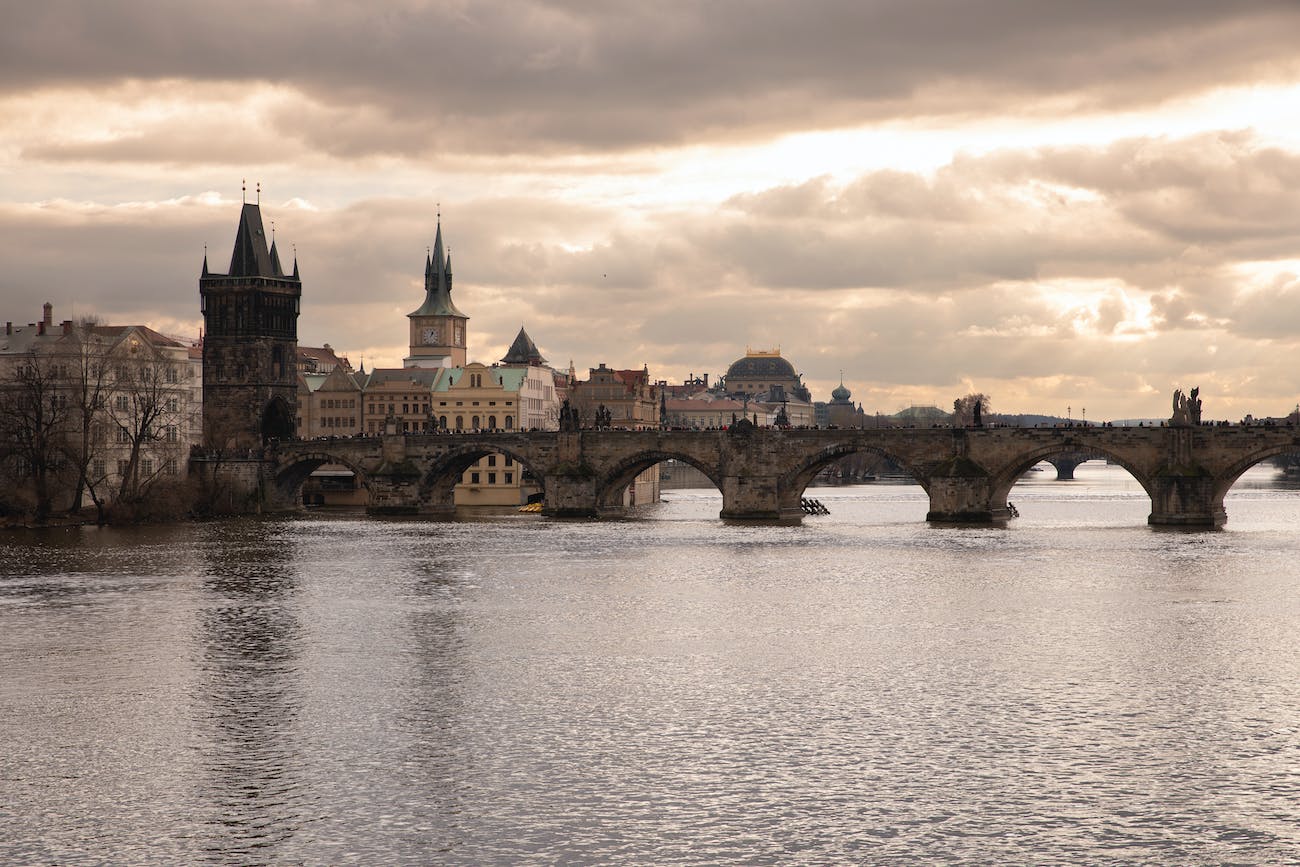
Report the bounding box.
[405,219,468,368]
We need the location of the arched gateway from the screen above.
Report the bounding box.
[252,424,1300,528]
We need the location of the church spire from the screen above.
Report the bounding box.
[408,217,466,318]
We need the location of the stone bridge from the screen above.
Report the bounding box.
[257,423,1300,527]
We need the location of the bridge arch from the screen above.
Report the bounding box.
[781,440,928,504]
[273,451,374,504]
[987,442,1153,508]
[1212,441,1300,505]
[417,440,542,512]
[596,449,723,515]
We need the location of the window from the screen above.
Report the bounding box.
[166,397,179,412]
[116,459,129,476]
[164,458,177,476]
[92,459,106,480]
[488,455,497,467]
[505,415,514,430]
[470,472,480,484]
[439,415,447,429]
[505,456,513,467]
[92,424,105,444]
[116,426,130,444]
[505,472,513,484]
[115,394,129,411]
[488,472,497,485]
[471,416,480,429]
[166,425,178,443]
[487,415,497,429]
[140,458,153,477]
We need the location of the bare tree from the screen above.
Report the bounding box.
[107,344,188,505]
[60,319,113,522]
[952,393,992,427]
[191,404,250,516]
[0,348,75,521]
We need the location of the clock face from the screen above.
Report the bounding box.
[422,326,440,345]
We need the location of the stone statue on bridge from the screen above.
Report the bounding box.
[1171,387,1203,426]
[559,399,579,432]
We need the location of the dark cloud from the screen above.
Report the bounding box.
[4,1,1299,158]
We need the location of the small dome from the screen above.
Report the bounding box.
[831,382,852,402]
[726,353,796,380]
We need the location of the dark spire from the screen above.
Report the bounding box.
[409,219,467,318]
[501,325,546,365]
[268,238,285,278]
[202,247,209,277]
[227,203,277,277]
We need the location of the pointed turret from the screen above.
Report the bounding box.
[409,222,466,317]
[268,238,285,278]
[227,203,278,277]
[202,252,209,277]
[292,255,299,279]
[501,326,547,365]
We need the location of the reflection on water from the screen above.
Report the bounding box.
[193,521,306,863]
[2,465,1300,864]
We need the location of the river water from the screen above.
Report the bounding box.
[3,463,1300,865]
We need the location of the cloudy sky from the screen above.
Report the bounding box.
[4,1,1300,420]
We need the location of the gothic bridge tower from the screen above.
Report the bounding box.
[200,201,302,447]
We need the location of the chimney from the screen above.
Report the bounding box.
[62,320,72,335]
[5,322,10,335]
[37,322,45,335]
[703,373,709,387]
[42,302,53,328]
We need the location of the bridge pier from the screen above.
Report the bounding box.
[1147,472,1225,528]
[364,434,422,513]
[543,475,601,518]
[717,475,803,522]
[365,472,422,514]
[1047,456,1085,480]
[925,475,1009,523]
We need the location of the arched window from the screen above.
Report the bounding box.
[439,415,447,429]
[471,415,480,429]
[487,415,497,429]
[455,415,464,430]
[505,415,514,429]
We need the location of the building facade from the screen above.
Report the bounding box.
[1,304,199,516]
